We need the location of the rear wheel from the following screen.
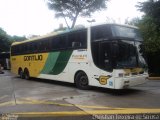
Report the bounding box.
[75,72,90,90]
[24,69,30,80]
[20,70,24,79]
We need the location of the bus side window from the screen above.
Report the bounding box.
[42,39,50,52]
[19,44,24,55]
[68,32,76,49]
[38,41,43,52]
[11,46,16,55]
[11,47,14,55]
[30,42,35,53]
[76,30,87,48]
[25,43,29,53]
[59,35,67,49]
[38,41,46,52]
[68,30,87,49]
[31,43,34,53]
[13,46,17,55]
[22,44,25,54]
[51,35,67,51]
[51,37,59,50]
[34,42,39,52]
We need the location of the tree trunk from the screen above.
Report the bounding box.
[62,13,70,29]
[71,13,79,29]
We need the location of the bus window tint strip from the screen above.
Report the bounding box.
[11,29,87,56]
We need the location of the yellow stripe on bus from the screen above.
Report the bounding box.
[11,53,49,77]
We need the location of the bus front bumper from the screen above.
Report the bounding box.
[114,74,148,89]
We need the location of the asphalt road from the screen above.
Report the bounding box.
[0,70,160,120]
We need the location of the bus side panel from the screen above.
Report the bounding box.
[66,50,115,89]
[38,51,73,82]
[11,53,49,77]
[86,63,115,89]
[38,50,89,83]
[11,56,22,75]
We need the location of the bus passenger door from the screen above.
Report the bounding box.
[99,42,112,71]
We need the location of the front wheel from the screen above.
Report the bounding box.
[75,72,90,90]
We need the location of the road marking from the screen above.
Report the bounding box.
[13,108,160,117]
[0,101,15,107]
[0,98,160,117]
[0,98,116,109]
[0,95,8,101]
[18,98,115,109]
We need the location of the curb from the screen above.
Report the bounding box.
[148,77,160,80]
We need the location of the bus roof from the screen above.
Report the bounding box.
[11,23,138,46]
[11,27,86,46]
[90,23,138,29]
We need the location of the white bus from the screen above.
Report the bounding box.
[11,23,148,89]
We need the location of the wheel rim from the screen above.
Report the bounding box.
[79,75,88,87]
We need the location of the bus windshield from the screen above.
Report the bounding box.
[114,40,146,68]
[111,25,143,41]
[91,24,147,71]
[91,24,143,41]
[116,40,137,68]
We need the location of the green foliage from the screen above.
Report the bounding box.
[129,0,160,54]
[0,28,10,52]
[0,28,26,52]
[127,17,141,26]
[9,35,26,42]
[47,0,108,29]
[137,0,160,30]
[129,0,160,75]
[138,16,160,54]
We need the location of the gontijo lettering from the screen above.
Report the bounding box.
[24,55,43,61]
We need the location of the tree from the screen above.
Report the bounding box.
[136,0,160,54]
[9,35,26,42]
[129,0,160,76]
[0,28,26,52]
[126,17,140,26]
[47,0,108,29]
[0,28,10,52]
[137,0,160,30]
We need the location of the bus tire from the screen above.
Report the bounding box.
[75,71,90,90]
[20,70,25,79]
[24,69,30,80]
